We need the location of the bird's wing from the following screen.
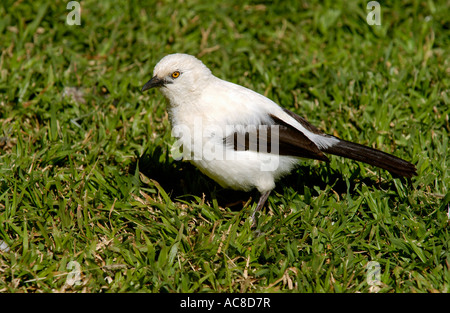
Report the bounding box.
[202,79,331,161]
[223,112,330,162]
[206,80,416,177]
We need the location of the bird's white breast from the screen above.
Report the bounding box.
[166,77,300,192]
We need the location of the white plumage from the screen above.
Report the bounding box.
[142,53,416,225]
[146,54,337,191]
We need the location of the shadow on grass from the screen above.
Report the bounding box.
[130,146,252,210]
[132,146,408,210]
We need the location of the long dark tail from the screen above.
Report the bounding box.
[322,138,417,178]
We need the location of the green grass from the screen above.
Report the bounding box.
[0,0,449,293]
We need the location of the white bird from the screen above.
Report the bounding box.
[142,53,416,225]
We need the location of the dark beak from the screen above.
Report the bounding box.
[141,76,165,92]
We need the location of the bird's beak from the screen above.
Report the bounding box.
[141,76,165,92]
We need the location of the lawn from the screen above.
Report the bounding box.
[0,0,449,293]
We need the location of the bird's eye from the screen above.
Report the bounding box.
[171,71,180,79]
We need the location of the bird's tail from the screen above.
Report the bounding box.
[322,138,417,178]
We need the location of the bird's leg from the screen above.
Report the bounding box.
[250,190,271,227]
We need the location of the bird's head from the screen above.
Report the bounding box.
[141,53,212,101]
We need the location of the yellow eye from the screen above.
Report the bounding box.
[171,71,180,78]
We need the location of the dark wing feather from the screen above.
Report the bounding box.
[223,113,329,162]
